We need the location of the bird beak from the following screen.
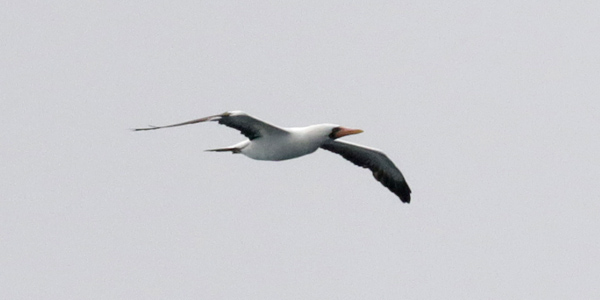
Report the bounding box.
[335,127,364,138]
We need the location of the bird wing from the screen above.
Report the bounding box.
[133,111,288,140]
[320,140,411,203]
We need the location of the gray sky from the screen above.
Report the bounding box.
[2,1,599,299]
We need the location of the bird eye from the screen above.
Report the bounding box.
[329,127,341,139]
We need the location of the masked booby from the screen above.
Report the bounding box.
[134,111,411,203]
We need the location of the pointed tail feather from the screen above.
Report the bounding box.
[204,147,241,153]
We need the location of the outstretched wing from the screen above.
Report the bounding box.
[320,140,411,203]
[133,111,288,140]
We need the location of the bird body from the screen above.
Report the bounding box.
[134,111,412,203]
[224,124,337,161]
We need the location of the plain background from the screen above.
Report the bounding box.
[2,1,599,299]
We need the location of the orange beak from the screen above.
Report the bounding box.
[334,127,364,138]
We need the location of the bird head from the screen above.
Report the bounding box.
[327,125,364,140]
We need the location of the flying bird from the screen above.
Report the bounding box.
[134,111,411,203]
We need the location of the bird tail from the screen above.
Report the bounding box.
[205,140,248,154]
[204,147,241,153]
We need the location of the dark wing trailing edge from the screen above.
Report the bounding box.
[216,112,288,140]
[320,140,411,203]
[133,111,288,140]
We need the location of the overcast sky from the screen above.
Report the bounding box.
[2,1,600,299]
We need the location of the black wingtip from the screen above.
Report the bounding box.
[400,186,412,204]
[401,194,411,204]
[131,125,159,131]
